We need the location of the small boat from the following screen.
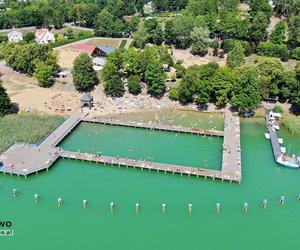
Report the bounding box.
[278,138,283,144]
[276,155,300,169]
[280,147,286,153]
[264,133,270,139]
[274,124,280,130]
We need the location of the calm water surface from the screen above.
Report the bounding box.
[1,113,300,250]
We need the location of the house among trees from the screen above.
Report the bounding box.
[143,1,154,14]
[92,57,107,71]
[72,44,102,57]
[8,28,23,42]
[72,44,116,58]
[123,15,133,23]
[35,28,55,44]
[96,45,115,57]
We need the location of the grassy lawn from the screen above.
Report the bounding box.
[245,54,298,70]
[282,114,300,135]
[0,113,65,151]
[87,37,122,48]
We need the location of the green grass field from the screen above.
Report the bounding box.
[0,113,65,151]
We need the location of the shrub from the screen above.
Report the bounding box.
[24,32,35,42]
[51,32,94,48]
[128,75,141,95]
[119,39,127,49]
[291,47,300,60]
[0,34,7,43]
[282,115,300,135]
[174,62,186,78]
[273,105,283,113]
[169,87,179,101]
[256,42,289,61]
[222,39,252,56]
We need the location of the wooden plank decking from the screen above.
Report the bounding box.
[0,110,242,183]
[60,150,239,182]
[265,111,282,160]
[82,117,224,137]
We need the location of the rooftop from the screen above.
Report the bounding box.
[97,45,116,54]
[72,44,97,53]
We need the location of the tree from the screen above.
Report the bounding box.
[34,61,55,87]
[177,63,219,105]
[94,9,123,37]
[144,19,163,45]
[51,8,65,29]
[145,59,166,96]
[211,67,235,106]
[219,0,240,13]
[122,48,142,75]
[222,39,252,56]
[249,11,269,43]
[185,0,218,16]
[107,49,124,70]
[217,13,250,40]
[269,20,287,44]
[257,58,284,98]
[292,62,300,106]
[127,75,141,95]
[190,26,210,56]
[273,0,298,17]
[231,66,260,114]
[276,70,298,101]
[288,15,300,48]
[72,53,98,92]
[249,0,273,20]
[0,82,12,116]
[132,23,149,49]
[170,15,205,49]
[256,42,289,61]
[226,43,245,69]
[169,87,179,101]
[24,32,35,43]
[102,62,125,97]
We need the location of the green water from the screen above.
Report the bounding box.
[59,123,223,169]
[1,115,300,250]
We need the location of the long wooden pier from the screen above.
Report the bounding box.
[83,117,224,137]
[221,111,242,181]
[61,150,239,182]
[0,110,242,183]
[265,110,282,160]
[40,112,87,148]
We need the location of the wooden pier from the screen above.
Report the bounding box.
[221,111,242,181]
[60,150,239,182]
[265,110,282,160]
[0,110,241,183]
[83,117,224,137]
[40,112,87,148]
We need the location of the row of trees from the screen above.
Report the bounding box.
[101,45,173,97]
[3,43,59,87]
[0,0,188,31]
[171,58,300,114]
[132,0,300,62]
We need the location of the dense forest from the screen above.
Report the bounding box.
[1,0,300,115]
[0,0,187,29]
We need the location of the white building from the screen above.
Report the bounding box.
[92,57,107,71]
[8,28,23,42]
[35,28,55,44]
[143,1,154,14]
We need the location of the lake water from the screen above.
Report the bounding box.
[1,112,300,250]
